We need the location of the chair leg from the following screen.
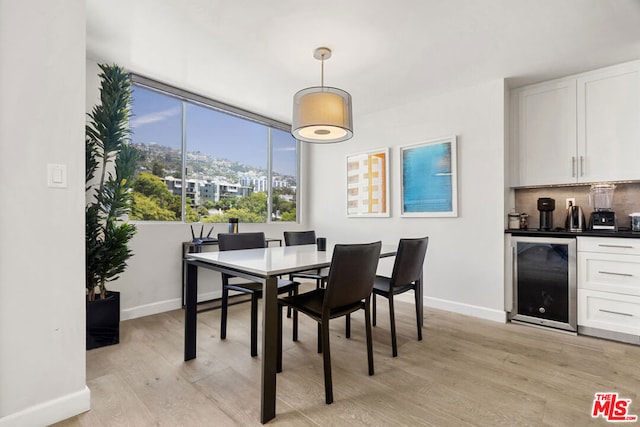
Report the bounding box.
[388,293,398,357]
[317,323,322,353]
[293,287,298,342]
[321,317,333,404]
[277,304,283,373]
[372,293,377,326]
[220,287,229,340]
[345,314,351,338]
[364,301,374,375]
[250,293,258,357]
[286,290,292,318]
[293,308,298,342]
[415,287,423,341]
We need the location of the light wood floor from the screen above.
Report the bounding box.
[54,288,640,426]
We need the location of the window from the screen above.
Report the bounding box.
[128,76,298,223]
[271,128,298,221]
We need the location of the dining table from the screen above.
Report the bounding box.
[183,242,398,424]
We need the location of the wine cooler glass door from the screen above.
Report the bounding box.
[510,236,577,332]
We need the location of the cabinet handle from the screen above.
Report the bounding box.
[598,244,634,249]
[580,156,584,177]
[598,270,633,277]
[599,309,633,317]
[571,156,576,177]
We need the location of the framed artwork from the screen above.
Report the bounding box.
[400,136,458,217]
[346,148,390,217]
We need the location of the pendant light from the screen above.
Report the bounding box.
[292,47,353,143]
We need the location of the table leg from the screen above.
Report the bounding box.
[260,275,278,423]
[185,262,198,361]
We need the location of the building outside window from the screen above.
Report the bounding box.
[128,77,298,223]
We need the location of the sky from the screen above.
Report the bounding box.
[129,85,297,176]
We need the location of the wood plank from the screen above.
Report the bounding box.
[53,297,640,426]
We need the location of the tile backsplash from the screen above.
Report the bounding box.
[512,183,640,230]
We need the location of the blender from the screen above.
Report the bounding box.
[589,184,617,231]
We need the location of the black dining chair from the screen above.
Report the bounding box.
[218,232,299,357]
[372,237,429,357]
[277,241,382,404]
[284,230,328,289]
[284,230,354,338]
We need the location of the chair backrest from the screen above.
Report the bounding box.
[391,237,429,287]
[218,232,266,251]
[284,230,316,246]
[323,241,382,310]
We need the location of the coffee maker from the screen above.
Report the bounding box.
[537,197,555,231]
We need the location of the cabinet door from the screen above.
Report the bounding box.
[578,251,640,296]
[578,289,640,335]
[517,80,577,186]
[578,236,640,256]
[577,61,640,182]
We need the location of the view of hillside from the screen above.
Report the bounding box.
[129,142,297,223]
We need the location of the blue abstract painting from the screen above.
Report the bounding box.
[401,137,457,217]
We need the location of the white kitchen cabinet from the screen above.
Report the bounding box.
[577,61,640,182]
[514,79,576,186]
[577,237,640,343]
[512,60,640,187]
[578,289,640,337]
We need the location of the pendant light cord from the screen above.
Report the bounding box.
[320,54,325,88]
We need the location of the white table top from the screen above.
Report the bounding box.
[187,243,397,277]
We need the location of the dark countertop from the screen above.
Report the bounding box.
[505,228,640,238]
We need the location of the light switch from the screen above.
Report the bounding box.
[47,163,67,188]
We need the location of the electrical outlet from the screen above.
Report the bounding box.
[566,198,575,209]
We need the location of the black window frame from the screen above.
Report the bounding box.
[129,73,299,223]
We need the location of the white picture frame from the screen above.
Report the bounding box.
[346,147,390,217]
[400,136,458,217]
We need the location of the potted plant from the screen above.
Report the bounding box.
[85,63,137,350]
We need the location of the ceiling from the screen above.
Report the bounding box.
[86,0,640,124]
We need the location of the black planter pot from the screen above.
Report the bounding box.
[86,290,120,350]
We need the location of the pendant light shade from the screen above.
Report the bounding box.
[292,48,353,143]
[293,87,353,143]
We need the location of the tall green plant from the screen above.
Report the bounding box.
[86,64,137,301]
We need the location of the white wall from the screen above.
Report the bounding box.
[0,1,90,425]
[308,79,507,320]
[111,221,314,320]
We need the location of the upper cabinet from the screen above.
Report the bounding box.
[577,62,640,182]
[511,61,640,187]
[515,79,577,186]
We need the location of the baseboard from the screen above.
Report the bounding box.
[123,292,508,324]
[423,296,507,323]
[0,386,90,427]
[578,325,640,345]
[121,290,221,320]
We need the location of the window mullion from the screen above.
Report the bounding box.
[267,127,273,223]
[181,100,187,222]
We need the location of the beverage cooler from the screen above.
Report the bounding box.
[509,236,577,332]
